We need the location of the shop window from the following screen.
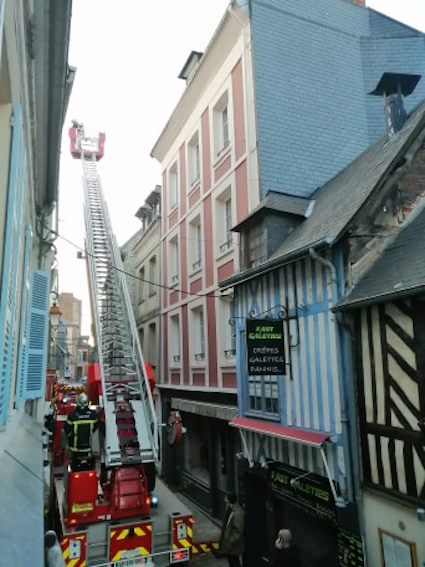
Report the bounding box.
[183,414,210,485]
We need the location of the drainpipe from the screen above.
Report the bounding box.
[308,248,353,504]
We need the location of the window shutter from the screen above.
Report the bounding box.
[24,270,50,399]
[0,105,26,425]
[16,225,33,406]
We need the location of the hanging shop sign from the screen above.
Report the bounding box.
[246,319,285,375]
[269,462,338,526]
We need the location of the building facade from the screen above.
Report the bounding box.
[220,88,425,565]
[0,0,73,563]
[149,0,425,527]
[337,132,425,565]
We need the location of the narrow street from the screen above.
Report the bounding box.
[172,491,228,566]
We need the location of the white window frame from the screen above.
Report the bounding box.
[170,314,181,364]
[213,91,230,158]
[216,186,234,255]
[189,215,202,272]
[169,235,179,285]
[148,255,157,296]
[188,132,200,187]
[220,297,236,360]
[191,306,205,362]
[138,266,145,303]
[168,161,179,211]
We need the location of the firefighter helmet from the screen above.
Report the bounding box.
[77,392,89,407]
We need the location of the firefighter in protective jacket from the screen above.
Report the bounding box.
[64,393,98,471]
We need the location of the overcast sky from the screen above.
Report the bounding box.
[56,0,425,336]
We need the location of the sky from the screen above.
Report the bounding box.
[56,0,425,337]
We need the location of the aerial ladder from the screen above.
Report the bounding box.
[47,123,194,567]
[71,123,158,478]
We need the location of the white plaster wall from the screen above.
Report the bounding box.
[363,490,425,566]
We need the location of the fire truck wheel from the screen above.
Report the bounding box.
[145,461,156,493]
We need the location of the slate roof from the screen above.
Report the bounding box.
[220,98,425,289]
[232,191,314,232]
[337,201,425,309]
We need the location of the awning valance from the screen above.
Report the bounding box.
[229,416,330,448]
[230,416,344,507]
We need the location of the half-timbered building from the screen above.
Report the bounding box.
[220,78,425,566]
[337,134,425,565]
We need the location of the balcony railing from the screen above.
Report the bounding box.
[194,352,205,361]
[219,238,233,253]
[173,355,181,363]
[192,259,202,271]
[224,349,236,358]
[171,274,179,283]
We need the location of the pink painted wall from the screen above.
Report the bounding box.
[232,59,246,161]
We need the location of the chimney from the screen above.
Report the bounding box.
[369,73,421,137]
[350,0,365,5]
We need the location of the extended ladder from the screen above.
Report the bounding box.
[71,127,158,468]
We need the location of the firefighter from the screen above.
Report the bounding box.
[64,393,98,471]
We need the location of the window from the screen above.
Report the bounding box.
[189,216,202,271]
[138,267,145,303]
[192,306,205,361]
[379,529,418,567]
[149,256,157,296]
[221,297,236,358]
[148,322,156,362]
[77,350,87,363]
[213,92,230,158]
[248,376,279,415]
[170,315,180,363]
[168,162,178,211]
[216,188,234,254]
[139,328,144,352]
[169,235,179,284]
[188,132,200,187]
[245,224,264,268]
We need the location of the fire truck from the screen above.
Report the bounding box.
[47,123,197,566]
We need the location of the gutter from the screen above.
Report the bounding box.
[45,0,73,207]
[309,248,359,510]
[219,238,331,290]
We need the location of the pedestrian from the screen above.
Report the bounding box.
[216,492,245,567]
[64,392,98,471]
[270,528,300,567]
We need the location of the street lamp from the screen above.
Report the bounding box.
[49,303,62,338]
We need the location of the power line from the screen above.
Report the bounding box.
[51,229,231,300]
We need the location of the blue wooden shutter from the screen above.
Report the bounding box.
[0,105,26,425]
[16,224,33,407]
[24,270,50,399]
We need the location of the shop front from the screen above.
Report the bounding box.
[238,459,364,567]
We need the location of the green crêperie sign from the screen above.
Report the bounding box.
[246,318,285,375]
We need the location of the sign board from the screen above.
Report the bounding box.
[246,319,285,375]
[269,462,338,526]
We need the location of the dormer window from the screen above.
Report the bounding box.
[244,224,264,269]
